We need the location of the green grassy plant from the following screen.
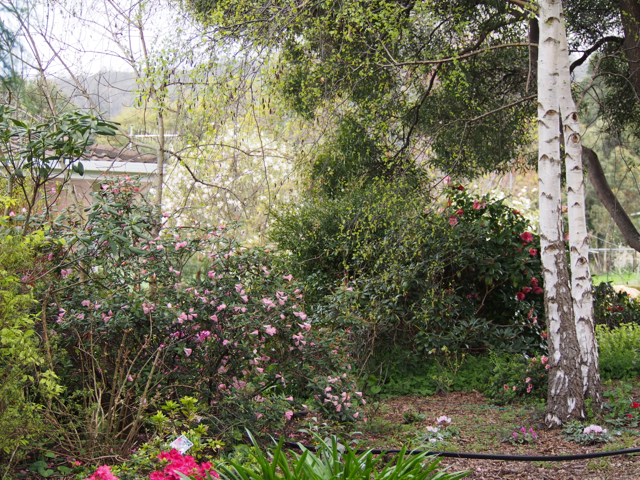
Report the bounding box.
[214,433,470,480]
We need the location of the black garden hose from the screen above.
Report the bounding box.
[283,442,640,462]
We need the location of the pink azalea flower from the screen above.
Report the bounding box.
[183,348,192,357]
[217,304,226,311]
[265,325,277,336]
[448,215,459,226]
[283,274,293,281]
[285,410,293,420]
[443,176,451,185]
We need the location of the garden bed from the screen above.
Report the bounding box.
[287,391,640,480]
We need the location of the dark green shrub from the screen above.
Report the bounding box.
[272,179,545,360]
[592,282,640,328]
[485,352,548,404]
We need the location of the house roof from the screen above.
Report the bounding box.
[84,144,157,164]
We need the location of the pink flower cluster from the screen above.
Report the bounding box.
[150,449,218,480]
[86,466,119,480]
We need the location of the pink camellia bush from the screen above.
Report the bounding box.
[40,176,365,456]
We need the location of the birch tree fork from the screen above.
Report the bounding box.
[557,13,602,411]
[537,0,585,427]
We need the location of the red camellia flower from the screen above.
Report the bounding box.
[632,402,640,409]
[456,208,464,216]
[533,286,544,295]
[516,292,526,301]
[530,277,539,285]
[457,185,465,191]
[529,248,538,256]
[520,232,534,243]
[522,287,532,293]
[541,331,548,338]
[448,215,459,226]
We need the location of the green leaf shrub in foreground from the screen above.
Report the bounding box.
[216,433,470,480]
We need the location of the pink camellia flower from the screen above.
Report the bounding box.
[525,377,531,383]
[529,248,538,256]
[8,211,15,217]
[448,215,459,226]
[443,176,451,185]
[456,208,464,216]
[504,384,509,390]
[541,356,548,364]
[520,232,534,243]
[516,292,526,301]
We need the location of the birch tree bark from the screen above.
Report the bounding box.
[538,0,585,427]
[557,15,602,411]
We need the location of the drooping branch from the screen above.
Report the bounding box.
[569,36,624,73]
[583,146,640,252]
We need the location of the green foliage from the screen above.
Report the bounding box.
[0,106,118,233]
[600,383,640,428]
[485,353,548,405]
[592,283,640,328]
[194,0,536,177]
[273,180,545,362]
[216,433,470,480]
[0,231,56,471]
[596,323,640,380]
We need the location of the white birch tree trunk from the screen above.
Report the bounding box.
[538,0,585,427]
[557,15,602,410]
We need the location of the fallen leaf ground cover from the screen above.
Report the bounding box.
[286,390,640,480]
